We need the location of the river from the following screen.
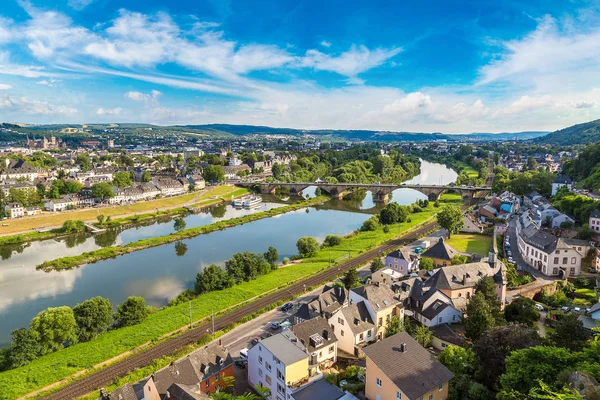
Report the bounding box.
[0,159,456,345]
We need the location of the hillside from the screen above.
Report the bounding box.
[536,119,600,145]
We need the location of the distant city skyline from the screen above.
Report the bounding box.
[1,0,600,132]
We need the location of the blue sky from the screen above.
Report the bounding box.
[1,0,600,132]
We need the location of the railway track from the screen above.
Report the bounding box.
[46,218,439,400]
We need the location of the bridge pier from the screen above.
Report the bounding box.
[373,193,389,204]
[260,185,275,195]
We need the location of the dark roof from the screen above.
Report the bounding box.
[589,302,600,314]
[106,383,138,400]
[362,332,454,399]
[293,285,348,323]
[350,284,400,311]
[340,302,374,335]
[520,225,559,253]
[386,247,414,262]
[554,175,573,184]
[420,300,452,320]
[424,260,506,292]
[291,377,345,400]
[591,210,600,219]
[421,238,458,261]
[430,324,466,347]
[292,317,338,354]
[165,383,205,400]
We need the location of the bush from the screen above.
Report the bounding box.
[361,216,379,231]
[62,219,85,233]
[420,257,435,271]
[114,297,148,328]
[323,235,342,247]
[296,237,320,258]
[282,257,290,265]
[382,225,390,233]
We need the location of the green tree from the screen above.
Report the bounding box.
[361,216,379,231]
[385,316,404,337]
[112,171,133,188]
[62,219,85,233]
[296,236,320,258]
[7,328,41,368]
[195,265,234,294]
[323,234,342,247]
[202,165,225,182]
[504,297,540,326]
[141,170,152,182]
[472,324,540,389]
[342,267,360,290]
[174,217,187,233]
[225,252,271,283]
[379,203,409,225]
[437,205,464,238]
[96,214,105,225]
[550,314,588,351]
[263,246,279,267]
[451,254,469,265]
[438,346,477,377]
[73,297,113,342]
[370,257,384,272]
[29,306,77,353]
[413,324,432,347]
[464,293,496,341]
[175,241,188,257]
[419,257,435,271]
[91,182,115,201]
[114,296,148,327]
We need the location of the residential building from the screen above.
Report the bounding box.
[421,237,460,267]
[537,204,561,225]
[423,255,507,310]
[362,332,454,400]
[370,268,404,286]
[552,175,573,196]
[5,202,24,218]
[478,205,497,220]
[328,301,375,356]
[408,281,462,327]
[291,317,338,376]
[247,331,310,400]
[589,210,600,233]
[551,213,575,229]
[430,324,466,351]
[223,164,252,179]
[293,285,348,324]
[349,284,403,340]
[1,159,43,181]
[291,378,355,400]
[384,248,419,276]
[589,303,600,321]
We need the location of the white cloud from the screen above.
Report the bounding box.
[67,0,95,11]
[320,40,331,48]
[0,83,11,90]
[96,107,122,115]
[299,45,402,77]
[0,93,77,115]
[36,79,59,87]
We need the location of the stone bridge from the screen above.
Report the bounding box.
[235,182,492,203]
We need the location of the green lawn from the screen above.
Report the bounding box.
[455,161,479,178]
[0,194,459,399]
[446,233,492,256]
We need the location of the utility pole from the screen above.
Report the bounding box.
[211,309,215,338]
[189,301,192,329]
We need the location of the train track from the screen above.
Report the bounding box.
[46,218,440,400]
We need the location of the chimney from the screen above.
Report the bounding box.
[462,274,467,285]
[219,338,224,347]
[323,330,329,340]
[400,342,406,352]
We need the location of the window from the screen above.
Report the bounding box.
[438,316,442,323]
[466,292,471,299]
[205,380,210,388]
[341,330,344,337]
[266,376,272,384]
[378,317,382,327]
[329,345,334,354]
[266,362,272,372]
[259,356,263,364]
[259,369,263,377]
[570,268,576,276]
[359,333,364,340]
[367,329,372,337]
[396,392,402,399]
[554,257,559,264]
[555,251,560,254]
[277,383,285,394]
[215,374,220,382]
[429,394,433,400]
[544,255,547,262]
[439,384,443,391]
[376,377,382,388]
[571,257,576,264]
[338,317,344,325]
[553,268,558,275]
[563,257,568,264]
[277,370,285,382]
[452,315,456,321]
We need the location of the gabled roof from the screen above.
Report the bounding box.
[340,302,375,335]
[553,175,573,184]
[292,317,338,354]
[424,260,506,292]
[590,210,600,219]
[421,238,458,261]
[386,247,414,262]
[350,284,400,310]
[104,383,138,400]
[362,332,454,399]
[589,302,600,314]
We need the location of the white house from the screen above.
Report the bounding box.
[328,302,375,356]
[348,284,403,341]
[5,203,24,218]
[409,284,462,327]
[552,175,573,196]
[589,303,600,321]
[590,210,600,233]
[551,213,575,229]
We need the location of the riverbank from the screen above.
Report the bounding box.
[0,195,459,400]
[0,186,249,247]
[37,195,329,271]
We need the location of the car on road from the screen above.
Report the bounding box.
[590,268,598,274]
[535,303,545,311]
[270,321,281,330]
[251,337,260,346]
[280,302,294,312]
[240,348,249,360]
[235,359,248,368]
[574,307,582,314]
[508,257,514,264]
[561,306,571,313]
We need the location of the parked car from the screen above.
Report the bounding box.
[590,268,598,274]
[270,321,281,330]
[240,348,249,360]
[574,307,582,314]
[280,302,293,312]
[235,359,248,368]
[535,303,545,311]
[561,306,571,313]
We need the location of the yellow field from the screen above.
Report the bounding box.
[0,185,241,236]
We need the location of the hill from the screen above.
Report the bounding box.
[536,119,600,145]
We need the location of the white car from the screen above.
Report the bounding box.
[574,307,582,313]
[535,304,544,311]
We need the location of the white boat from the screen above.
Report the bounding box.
[232,195,262,207]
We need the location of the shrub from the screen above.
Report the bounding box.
[323,235,342,247]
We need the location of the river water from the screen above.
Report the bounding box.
[0,159,456,345]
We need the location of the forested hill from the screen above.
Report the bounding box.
[536,119,600,145]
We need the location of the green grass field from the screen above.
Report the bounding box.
[446,233,492,256]
[0,194,459,399]
[455,161,479,178]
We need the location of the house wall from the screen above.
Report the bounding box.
[431,337,459,352]
[590,217,600,232]
[365,356,450,400]
[418,306,462,328]
[200,364,235,394]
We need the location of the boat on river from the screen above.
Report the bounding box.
[232,195,262,208]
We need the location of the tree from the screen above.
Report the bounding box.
[472,324,540,389]
[225,252,271,283]
[91,182,115,201]
[29,306,77,353]
[370,257,384,272]
[195,265,234,294]
[451,254,469,265]
[439,346,477,377]
[112,171,133,188]
[385,316,404,337]
[361,216,379,231]
[550,314,588,351]
[73,297,113,342]
[342,268,360,290]
[413,324,432,347]
[323,234,342,247]
[174,217,187,233]
[474,276,501,311]
[7,328,41,368]
[419,257,435,271]
[114,296,148,327]
[379,203,408,225]
[577,224,594,240]
[504,297,540,326]
[464,293,496,341]
[97,214,105,225]
[202,165,225,182]
[437,205,464,237]
[141,170,152,182]
[62,219,85,233]
[296,236,320,258]
[263,246,279,267]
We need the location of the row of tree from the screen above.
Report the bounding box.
[0,296,149,371]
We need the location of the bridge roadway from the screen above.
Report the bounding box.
[45,213,448,399]
[236,181,492,203]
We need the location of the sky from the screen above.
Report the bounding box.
[1,0,600,132]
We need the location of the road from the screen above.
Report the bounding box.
[44,214,441,399]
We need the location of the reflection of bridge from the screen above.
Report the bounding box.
[235,182,492,203]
